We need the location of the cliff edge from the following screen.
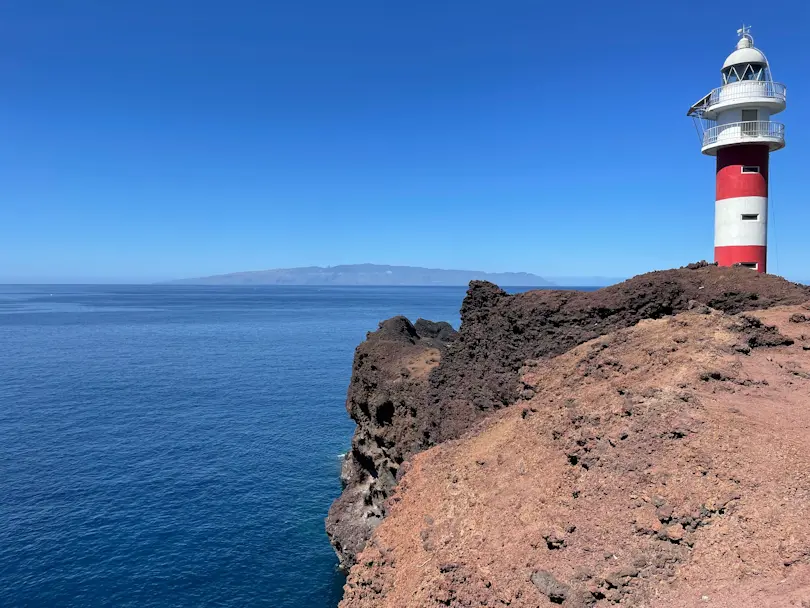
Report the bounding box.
[327,265,810,571]
[340,302,810,607]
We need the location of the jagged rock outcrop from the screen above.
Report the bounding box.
[340,302,810,607]
[327,266,810,569]
[326,317,457,567]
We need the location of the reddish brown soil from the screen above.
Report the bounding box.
[341,303,810,607]
[327,265,810,570]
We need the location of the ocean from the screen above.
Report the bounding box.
[0,285,471,608]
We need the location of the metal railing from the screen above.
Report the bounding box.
[703,121,785,148]
[707,81,786,108]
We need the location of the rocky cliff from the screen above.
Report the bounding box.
[340,301,810,607]
[326,265,810,574]
[326,317,457,564]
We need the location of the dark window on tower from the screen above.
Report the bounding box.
[741,214,759,221]
[739,262,758,269]
[741,166,760,174]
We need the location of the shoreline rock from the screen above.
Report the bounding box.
[340,302,810,606]
[325,316,457,568]
[326,266,810,575]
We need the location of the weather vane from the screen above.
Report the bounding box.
[737,24,752,39]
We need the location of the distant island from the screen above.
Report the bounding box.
[167,264,556,286]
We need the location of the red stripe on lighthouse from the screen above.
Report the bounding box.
[714,245,767,272]
[714,144,770,273]
[716,145,769,201]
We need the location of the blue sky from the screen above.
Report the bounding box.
[2,0,808,282]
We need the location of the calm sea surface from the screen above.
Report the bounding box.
[0,285,478,608]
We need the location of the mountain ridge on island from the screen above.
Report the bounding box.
[166,264,559,286]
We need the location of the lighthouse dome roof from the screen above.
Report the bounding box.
[722,40,767,69]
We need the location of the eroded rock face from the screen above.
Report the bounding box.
[326,316,456,568]
[422,266,809,446]
[340,304,810,607]
[327,266,810,570]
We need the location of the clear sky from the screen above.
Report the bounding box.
[2,0,808,283]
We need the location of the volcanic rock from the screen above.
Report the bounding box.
[340,303,810,607]
[327,266,809,569]
[325,316,456,565]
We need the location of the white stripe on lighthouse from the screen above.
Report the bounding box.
[715,196,768,248]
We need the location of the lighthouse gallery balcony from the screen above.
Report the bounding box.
[701,120,785,155]
[701,80,786,119]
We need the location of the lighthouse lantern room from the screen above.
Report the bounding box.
[688,26,786,273]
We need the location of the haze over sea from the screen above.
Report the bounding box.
[0,285,486,607]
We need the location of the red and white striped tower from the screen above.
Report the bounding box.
[688,26,786,273]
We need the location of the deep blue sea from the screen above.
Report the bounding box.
[0,285,473,608]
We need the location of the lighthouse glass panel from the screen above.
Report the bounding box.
[741,65,764,81]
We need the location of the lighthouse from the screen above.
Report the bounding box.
[688,26,786,273]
